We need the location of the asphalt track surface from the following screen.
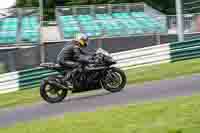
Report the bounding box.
[1,74,200,128]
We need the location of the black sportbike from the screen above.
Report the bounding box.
[40,49,127,103]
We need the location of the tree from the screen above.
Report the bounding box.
[16,0,26,7]
[16,0,176,20]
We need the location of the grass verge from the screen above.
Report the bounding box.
[0,89,41,109]
[1,58,200,109]
[1,95,200,132]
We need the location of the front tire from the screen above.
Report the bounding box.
[40,79,68,103]
[102,67,127,93]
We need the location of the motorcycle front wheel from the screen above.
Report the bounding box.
[101,67,127,93]
[40,79,68,103]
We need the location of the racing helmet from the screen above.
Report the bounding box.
[75,33,89,47]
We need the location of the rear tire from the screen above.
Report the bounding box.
[40,80,68,103]
[102,67,127,93]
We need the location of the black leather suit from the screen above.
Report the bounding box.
[57,42,92,82]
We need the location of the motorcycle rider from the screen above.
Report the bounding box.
[57,33,95,86]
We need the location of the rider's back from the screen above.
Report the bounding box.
[57,41,91,65]
[57,44,75,64]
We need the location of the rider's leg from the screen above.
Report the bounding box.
[62,61,80,86]
[64,69,72,82]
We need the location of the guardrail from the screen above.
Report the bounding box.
[0,38,200,94]
[170,39,200,62]
[112,43,171,69]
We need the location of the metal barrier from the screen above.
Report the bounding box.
[1,38,200,94]
[167,13,200,38]
[112,44,170,68]
[170,38,200,62]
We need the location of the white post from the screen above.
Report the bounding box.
[176,0,184,42]
[39,0,45,63]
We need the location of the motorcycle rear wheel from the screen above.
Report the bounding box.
[102,67,127,93]
[40,80,68,103]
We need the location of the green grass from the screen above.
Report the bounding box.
[0,63,7,74]
[126,58,200,84]
[1,95,200,132]
[1,58,200,109]
[0,89,41,109]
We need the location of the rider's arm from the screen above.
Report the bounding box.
[73,46,92,63]
[80,49,93,56]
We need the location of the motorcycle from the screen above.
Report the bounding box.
[40,48,127,103]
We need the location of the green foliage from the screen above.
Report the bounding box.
[16,0,38,7]
[16,0,26,7]
[16,0,176,20]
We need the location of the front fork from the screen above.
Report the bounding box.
[100,67,112,83]
[101,68,119,84]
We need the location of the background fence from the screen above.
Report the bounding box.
[167,13,200,36]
